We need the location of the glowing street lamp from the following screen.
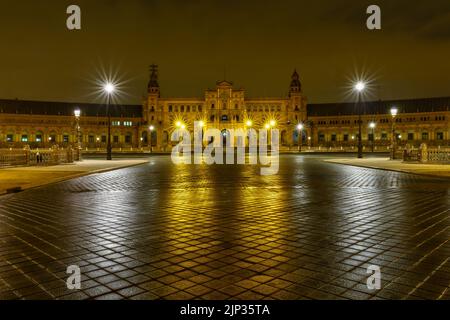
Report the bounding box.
[390,107,398,117]
[270,120,276,127]
[390,107,399,159]
[104,82,115,160]
[297,123,304,152]
[246,120,253,127]
[369,122,376,153]
[354,81,365,159]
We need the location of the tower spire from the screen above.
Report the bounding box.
[148,64,160,96]
[289,69,302,95]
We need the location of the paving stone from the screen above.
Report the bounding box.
[0,155,449,300]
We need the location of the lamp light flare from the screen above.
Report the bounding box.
[270,120,276,127]
[297,124,304,131]
[149,125,155,131]
[74,109,81,117]
[246,120,253,127]
[355,82,365,92]
[369,122,376,129]
[104,83,115,94]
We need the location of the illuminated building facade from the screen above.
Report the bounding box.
[0,67,448,151]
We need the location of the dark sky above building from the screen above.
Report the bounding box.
[0,0,449,104]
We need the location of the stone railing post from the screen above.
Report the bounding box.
[23,144,31,165]
[419,143,428,163]
[403,144,411,162]
[51,145,59,164]
[67,146,73,163]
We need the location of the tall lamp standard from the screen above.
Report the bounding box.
[369,122,376,153]
[390,107,398,160]
[74,109,81,161]
[355,82,365,158]
[297,123,304,152]
[104,83,115,161]
[149,125,155,153]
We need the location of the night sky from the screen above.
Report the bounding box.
[0,0,449,104]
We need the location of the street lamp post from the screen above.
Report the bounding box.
[390,107,398,160]
[245,120,252,150]
[74,109,81,161]
[149,125,155,153]
[355,82,365,159]
[297,123,304,153]
[369,122,376,153]
[104,83,115,161]
[263,120,276,149]
[198,121,205,149]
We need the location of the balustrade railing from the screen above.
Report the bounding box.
[403,144,450,164]
[0,146,80,168]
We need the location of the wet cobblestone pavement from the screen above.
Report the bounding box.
[0,155,449,300]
